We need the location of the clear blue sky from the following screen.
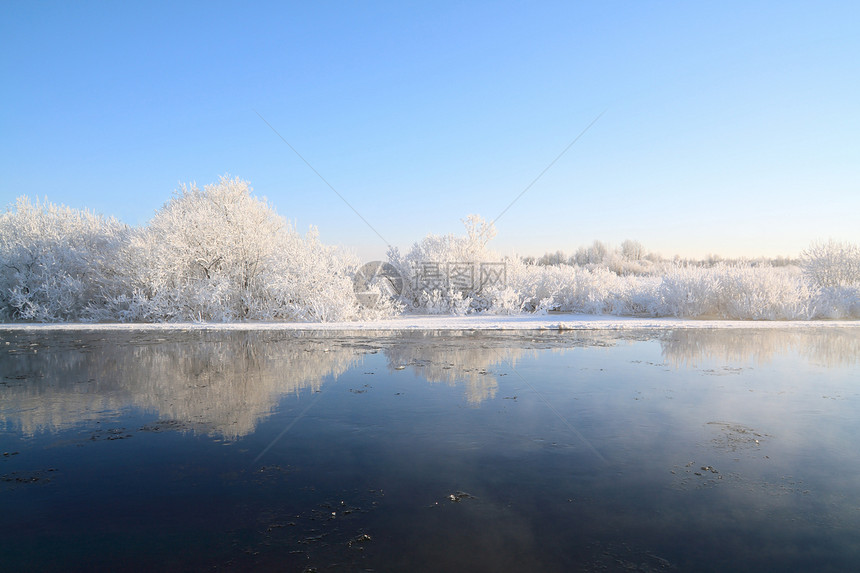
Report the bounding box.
[3,1,858,261]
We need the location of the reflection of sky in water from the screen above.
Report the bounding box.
[1,328,859,571]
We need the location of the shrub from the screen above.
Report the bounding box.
[0,178,375,323]
[117,176,363,322]
[389,214,502,312]
[0,197,128,321]
[800,240,860,288]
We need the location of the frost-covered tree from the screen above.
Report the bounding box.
[126,176,284,317]
[112,176,364,322]
[0,197,129,321]
[573,240,609,266]
[621,239,644,262]
[537,250,568,266]
[566,239,658,276]
[395,214,500,267]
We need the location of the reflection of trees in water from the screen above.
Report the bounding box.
[1,338,128,436]
[0,330,536,436]
[120,333,361,439]
[795,329,860,367]
[3,328,858,438]
[0,332,360,439]
[382,331,529,405]
[660,328,860,368]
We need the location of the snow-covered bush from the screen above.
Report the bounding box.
[797,240,860,319]
[499,260,654,316]
[115,176,363,322]
[716,264,814,320]
[653,264,816,319]
[807,285,860,319]
[654,265,722,318]
[801,240,860,288]
[0,197,129,321]
[389,214,503,313]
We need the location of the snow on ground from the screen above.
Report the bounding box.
[2,314,859,332]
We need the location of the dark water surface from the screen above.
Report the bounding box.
[1,328,859,572]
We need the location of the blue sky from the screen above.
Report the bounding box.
[3,1,858,261]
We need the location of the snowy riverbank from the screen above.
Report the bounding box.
[3,314,859,332]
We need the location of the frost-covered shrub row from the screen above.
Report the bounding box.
[485,260,856,319]
[509,263,820,319]
[395,217,860,320]
[0,178,366,322]
[2,186,858,322]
